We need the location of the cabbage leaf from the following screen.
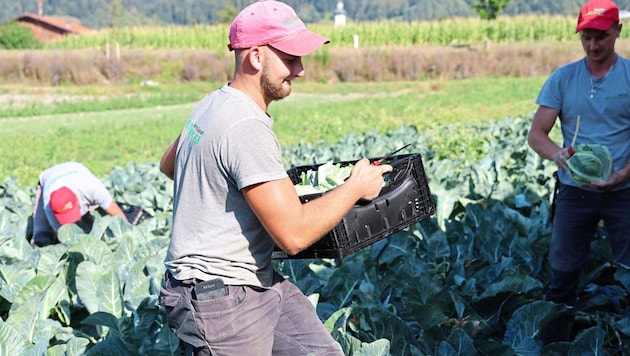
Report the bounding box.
[567,143,612,185]
[294,161,353,195]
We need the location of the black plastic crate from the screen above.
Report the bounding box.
[272,153,435,259]
[117,202,153,226]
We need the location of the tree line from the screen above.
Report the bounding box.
[2,0,630,29]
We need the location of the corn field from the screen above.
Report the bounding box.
[45,15,599,51]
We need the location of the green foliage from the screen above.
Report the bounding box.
[217,2,239,25]
[0,21,39,49]
[472,0,509,20]
[0,90,204,119]
[44,15,582,50]
[0,119,629,354]
[108,0,125,28]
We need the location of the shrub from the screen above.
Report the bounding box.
[0,21,40,50]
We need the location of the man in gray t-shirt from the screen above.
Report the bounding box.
[31,161,127,247]
[158,1,393,355]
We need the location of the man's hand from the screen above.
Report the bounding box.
[589,170,625,191]
[553,147,572,171]
[345,158,393,201]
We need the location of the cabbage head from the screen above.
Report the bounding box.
[567,143,612,184]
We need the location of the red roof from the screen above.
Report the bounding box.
[15,13,92,34]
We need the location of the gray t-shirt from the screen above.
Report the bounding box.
[39,161,113,230]
[165,84,288,287]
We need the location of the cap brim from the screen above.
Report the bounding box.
[269,30,330,57]
[576,19,615,32]
[54,208,82,225]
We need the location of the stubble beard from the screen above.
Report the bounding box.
[261,66,292,102]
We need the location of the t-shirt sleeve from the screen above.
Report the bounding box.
[84,174,113,209]
[222,119,288,190]
[536,68,563,110]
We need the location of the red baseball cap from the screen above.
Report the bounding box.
[576,0,619,33]
[228,0,330,56]
[50,187,81,225]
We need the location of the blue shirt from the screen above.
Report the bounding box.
[536,54,630,190]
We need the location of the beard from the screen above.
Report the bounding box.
[260,65,292,102]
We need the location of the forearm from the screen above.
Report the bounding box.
[528,127,571,171]
[528,130,562,161]
[528,106,563,162]
[288,180,366,252]
[104,201,128,222]
[245,160,390,255]
[246,178,364,255]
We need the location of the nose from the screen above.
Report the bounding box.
[585,39,600,52]
[292,58,305,78]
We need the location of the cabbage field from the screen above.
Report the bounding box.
[1,116,629,355]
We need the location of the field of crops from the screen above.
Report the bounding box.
[2,116,629,355]
[1,15,630,355]
[46,15,585,50]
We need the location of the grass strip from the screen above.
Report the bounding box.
[1,76,546,185]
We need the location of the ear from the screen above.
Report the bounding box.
[247,46,264,71]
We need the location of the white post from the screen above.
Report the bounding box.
[353,34,359,49]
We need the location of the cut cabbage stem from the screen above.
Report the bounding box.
[567,114,581,157]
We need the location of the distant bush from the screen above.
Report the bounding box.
[0,21,40,49]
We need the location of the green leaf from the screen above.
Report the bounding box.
[0,262,36,303]
[449,292,467,320]
[34,243,70,277]
[76,261,124,317]
[439,328,478,355]
[355,338,391,356]
[29,319,68,352]
[16,274,67,322]
[99,271,124,317]
[71,235,116,269]
[74,260,102,313]
[46,336,92,356]
[428,180,461,231]
[121,258,153,308]
[152,324,181,355]
[478,275,543,300]
[0,318,28,355]
[82,311,121,333]
[503,300,563,348]
[568,327,606,356]
[84,335,130,356]
[56,224,87,246]
[324,308,362,355]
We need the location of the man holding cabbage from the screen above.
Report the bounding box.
[527,0,630,345]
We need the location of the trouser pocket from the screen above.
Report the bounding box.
[159,274,207,348]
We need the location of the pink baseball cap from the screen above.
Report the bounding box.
[228,0,330,56]
[50,186,82,225]
[576,0,619,33]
